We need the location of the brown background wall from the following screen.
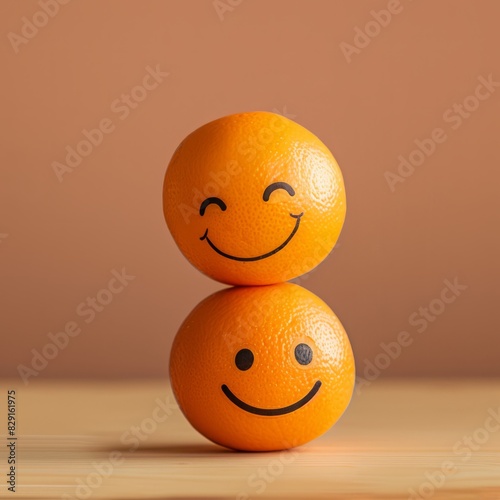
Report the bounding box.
[1,0,498,380]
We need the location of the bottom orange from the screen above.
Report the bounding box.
[169,283,355,451]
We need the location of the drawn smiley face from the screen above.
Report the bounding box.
[169,284,355,451]
[199,181,304,262]
[163,111,346,286]
[221,344,320,416]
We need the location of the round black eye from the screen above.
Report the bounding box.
[235,348,254,371]
[294,343,313,365]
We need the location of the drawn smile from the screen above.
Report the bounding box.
[221,380,322,416]
[200,212,303,262]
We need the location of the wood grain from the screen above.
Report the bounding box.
[1,379,499,499]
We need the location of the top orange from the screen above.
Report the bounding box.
[163,111,346,285]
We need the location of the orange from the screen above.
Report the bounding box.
[163,111,346,285]
[169,283,355,451]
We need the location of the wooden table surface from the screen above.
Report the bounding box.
[1,378,499,499]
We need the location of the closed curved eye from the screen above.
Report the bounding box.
[263,182,295,202]
[199,197,227,216]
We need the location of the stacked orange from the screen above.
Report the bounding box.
[163,112,355,451]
